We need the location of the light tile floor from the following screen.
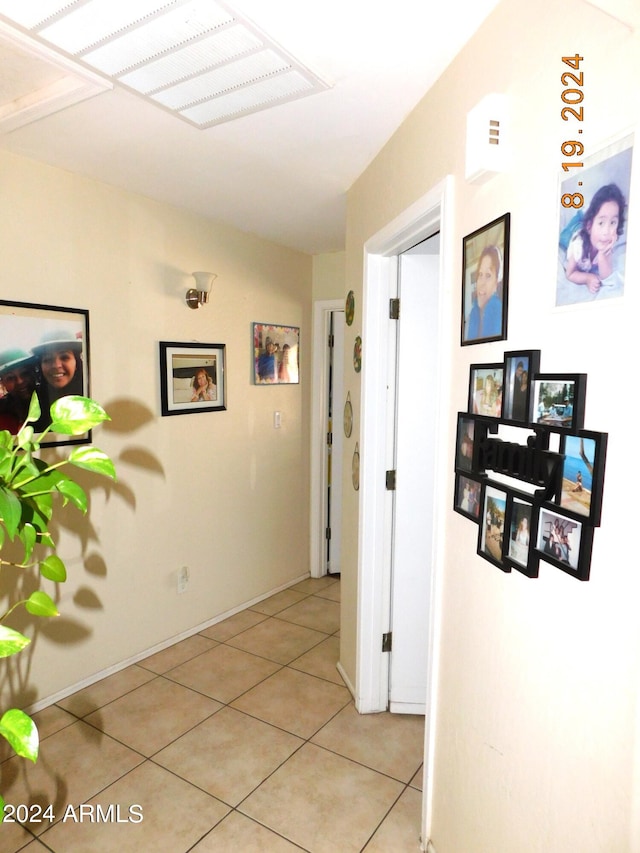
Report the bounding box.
[2,576,425,852]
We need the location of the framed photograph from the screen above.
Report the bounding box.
[502,350,540,423]
[558,430,608,525]
[535,507,594,581]
[461,212,510,345]
[253,323,299,384]
[477,483,510,571]
[454,473,482,522]
[504,496,539,578]
[0,299,90,446]
[556,133,633,307]
[159,341,226,416]
[455,414,485,474]
[468,363,503,418]
[533,374,586,432]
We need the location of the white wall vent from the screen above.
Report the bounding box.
[465,93,508,184]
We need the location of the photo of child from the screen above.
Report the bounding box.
[556,135,633,306]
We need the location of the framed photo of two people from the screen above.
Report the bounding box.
[0,299,90,446]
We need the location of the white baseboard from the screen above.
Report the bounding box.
[336,661,355,698]
[389,700,426,715]
[25,572,310,715]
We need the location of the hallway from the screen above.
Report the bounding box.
[2,576,424,852]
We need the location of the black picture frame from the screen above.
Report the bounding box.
[504,495,539,578]
[501,350,541,424]
[0,298,90,447]
[454,473,483,523]
[557,430,608,526]
[533,374,586,433]
[468,363,504,419]
[159,341,227,416]
[461,212,510,345]
[477,483,510,572]
[455,413,488,474]
[535,507,593,581]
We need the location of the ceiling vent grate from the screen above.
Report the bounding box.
[0,0,331,128]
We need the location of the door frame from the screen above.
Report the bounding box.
[310,298,344,578]
[355,176,454,844]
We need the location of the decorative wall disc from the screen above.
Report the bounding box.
[352,442,360,491]
[353,336,362,373]
[345,290,355,326]
[344,392,353,438]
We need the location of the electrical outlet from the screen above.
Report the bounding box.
[177,566,189,594]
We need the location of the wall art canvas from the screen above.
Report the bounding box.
[556,133,633,306]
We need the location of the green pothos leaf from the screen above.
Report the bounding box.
[68,447,116,481]
[18,523,37,562]
[0,487,21,539]
[49,396,110,435]
[25,591,59,618]
[38,555,67,583]
[0,625,31,658]
[0,709,39,762]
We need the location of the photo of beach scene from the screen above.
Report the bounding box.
[560,435,595,518]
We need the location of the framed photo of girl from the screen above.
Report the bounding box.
[557,430,608,526]
[461,212,510,345]
[159,341,226,416]
[454,473,482,522]
[0,299,90,446]
[504,495,539,578]
[556,132,633,307]
[468,363,503,419]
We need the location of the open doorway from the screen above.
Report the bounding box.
[355,177,454,845]
[310,299,345,578]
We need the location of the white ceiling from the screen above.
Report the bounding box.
[0,1,503,254]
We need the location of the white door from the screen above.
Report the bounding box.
[388,235,440,714]
[327,310,344,574]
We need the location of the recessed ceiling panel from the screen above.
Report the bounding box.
[0,0,330,128]
[181,70,315,127]
[120,25,262,94]
[153,50,289,109]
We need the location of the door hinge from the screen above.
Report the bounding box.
[385,469,397,491]
[389,298,400,320]
[328,333,334,348]
[325,527,331,540]
[382,632,392,652]
[327,431,333,447]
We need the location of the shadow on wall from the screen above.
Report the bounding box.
[0,397,163,714]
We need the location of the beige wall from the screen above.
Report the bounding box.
[312,251,346,301]
[1,149,312,705]
[341,0,640,850]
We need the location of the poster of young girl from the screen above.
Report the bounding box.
[556,133,633,306]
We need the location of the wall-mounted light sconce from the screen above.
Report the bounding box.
[186,271,217,309]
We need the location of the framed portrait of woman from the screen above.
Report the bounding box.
[0,299,90,446]
[159,341,226,416]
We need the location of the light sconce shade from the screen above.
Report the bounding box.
[186,271,217,309]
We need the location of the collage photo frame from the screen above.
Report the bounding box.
[454,347,607,582]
